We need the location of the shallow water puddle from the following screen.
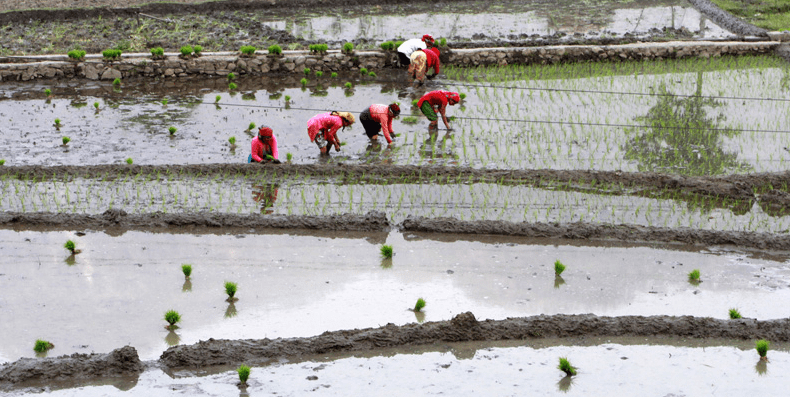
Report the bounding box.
[1,229,788,363]
[14,342,790,396]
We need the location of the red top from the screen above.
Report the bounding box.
[369,104,395,143]
[307,113,344,143]
[417,90,452,111]
[251,134,278,161]
[424,47,440,75]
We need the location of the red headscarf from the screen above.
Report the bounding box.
[388,103,401,117]
[422,34,435,45]
[445,91,460,105]
[258,126,273,139]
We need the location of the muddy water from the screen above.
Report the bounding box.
[2,56,789,173]
[1,228,789,364]
[7,341,789,396]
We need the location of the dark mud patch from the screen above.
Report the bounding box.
[0,346,143,389]
[399,216,790,251]
[0,209,390,233]
[159,311,790,368]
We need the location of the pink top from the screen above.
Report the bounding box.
[369,104,395,143]
[307,113,344,143]
[251,134,278,161]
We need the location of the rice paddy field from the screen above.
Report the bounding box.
[2,0,790,395]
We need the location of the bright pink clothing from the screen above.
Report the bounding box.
[417,90,452,113]
[369,104,395,143]
[425,47,440,75]
[251,134,278,161]
[307,113,344,144]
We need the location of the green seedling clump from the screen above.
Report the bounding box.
[300,77,308,85]
[225,281,238,301]
[459,93,466,100]
[240,45,257,56]
[161,99,168,106]
[168,126,177,135]
[554,260,566,276]
[368,71,377,77]
[126,157,133,164]
[380,41,395,51]
[331,72,338,78]
[229,136,236,145]
[401,116,418,124]
[315,70,323,78]
[54,118,61,126]
[237,364,251,385]
[180,45,194,57]
[0,159,5,166]
[229,82,238,90]
[181,264,192,278]
[380,244,393,258]
[342,42,354,53]
[303,67,311,75]
[62,136,70,145]
[286,153,293,162]
[93,102,99,109]
[268,44,282,55]
[285,95,291,102]
[34,339,54,353]
[688,269,701,282]
[113,78,121,86]
[45,88,52,96]
[164,309,181,329]
[411,99,418,107]
[193,45,203,55]
[414,298,426,312]
[64,239,76,254]
[150,47,164,58]
[729,308,742,319]
[439,37,447,46]
[67,49,86,61]
[227,72,236,81]
[344,82,353,89]
[756,339,769,360]
[215,95,221,103]
[102,49,122,60]
[359,67,368,75]
[247,122,255,131]
[558,357,577,376]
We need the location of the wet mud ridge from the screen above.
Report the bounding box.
[4,312,790,389]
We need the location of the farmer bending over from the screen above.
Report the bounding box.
[397,37,427,67]
[417,90,460,130]
[360,103,400,144]
[307,111,355,155]
[408,35,441,85]
[249,126,281,163]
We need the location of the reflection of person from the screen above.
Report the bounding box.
[360,103,400,144]
[417,90,460,130]
[407,35,441,85]
[397,37,427,67]
[252,183,279,214]
[307,111,355,155]
[248,126,281,163]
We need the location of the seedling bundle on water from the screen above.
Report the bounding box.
[558,357,577,376]
[164,309,181,330]
[237,364,251,386]
[181,264,192,279]
[688,269,701,283]
[225,281,239,302]
[413,298,426,312]
[380,244,393,258]
[729,308,742,319]
[64,240,79,255]
[34,339,54,353]
[756,339,769,361]
[554,260,565,276]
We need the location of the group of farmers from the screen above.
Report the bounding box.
[249,34,461,164]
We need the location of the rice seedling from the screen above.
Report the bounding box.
[286,153,293,162]
[180,45,193,57]
[301,77,308,86]
[193,45,203,55]
[342,42,354,54]
[558,357,577,376]
[225,281,238,302]
[93,102,99,110]
[237,364,251,386]
[164,309,181,330]
[267,44,282,55]
[181,264,192,278]
[344,82,352,89]
[150,47,164,58]
[331,72,338,78]
[240,45,257,56]
[315,70,323,78]
[229,136,236,145]
[368,71,377,78]
[44,88,51,97]
[215,95,221,103]
[688,269,701,283]
[161,99,168,106]
[303,67,311,75]
[126,157,133,164]
[728,308,742,319]
[554,259,565,276]
[360,67,368,75]
[169,126,177,136]
[756,339,769,361]
[380,244,393,258]
[414,297,426,312]
[229,82,237,90]
[102,48,122,60]
[285,95,291,102]
[379,41,395,51]
[33,339,54,353]
[67,49,86,61]
[62,136,70,145]
[401,116,418,124]
[0,160,5,166]
[64,239,78,255]
[247,122,255,132]
[227,72,236,81]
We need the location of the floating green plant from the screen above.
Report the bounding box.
[459,93,466,100]
[237,364,251,385]
[414,298,426,312]
[554,260,566,276]
[64,239,77,255]
[558,357,577,376]
[225,281,238,302]
[181,264,192,278]
[688,269,701,282]
[268,44,282,55]
[240,45,257,56]
[164,309,181,330]
[380,244,393,258]
[729,308,742,319]
[756,339,769,361]
[62,136,70,145]
[33,339,54,353]
[169,126,177,135]
[126,157,133,164]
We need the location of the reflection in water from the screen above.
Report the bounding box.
[755,359,768,376]
[182,279,192,292]
[413,310,426,324]
[251,184,279,214]
[380,257,393,269]
[165,330,181,346]
[623,74,751,176]
[35,351,48,358]
[225,302,238,319]
[362,141,397,165]
[451,346,477,361]
[420,131,458,164]
[64,254,76,266]
[554,275,566,289]
[558,375,573,392]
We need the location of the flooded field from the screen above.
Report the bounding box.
[1,55,789,174]
[1,229,789,365]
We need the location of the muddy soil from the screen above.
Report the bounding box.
[2,312,788,388]
[0,346,143,386]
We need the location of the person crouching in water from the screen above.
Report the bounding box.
[249,125,281,163]
[307,111,356,155]
[397,36,427,67]
[408,35,440,85]
[360,103,400,145]
[417,90,460,130]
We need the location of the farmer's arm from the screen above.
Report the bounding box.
[438,103,451,130]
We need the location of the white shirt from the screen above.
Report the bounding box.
[397,39,427,57]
